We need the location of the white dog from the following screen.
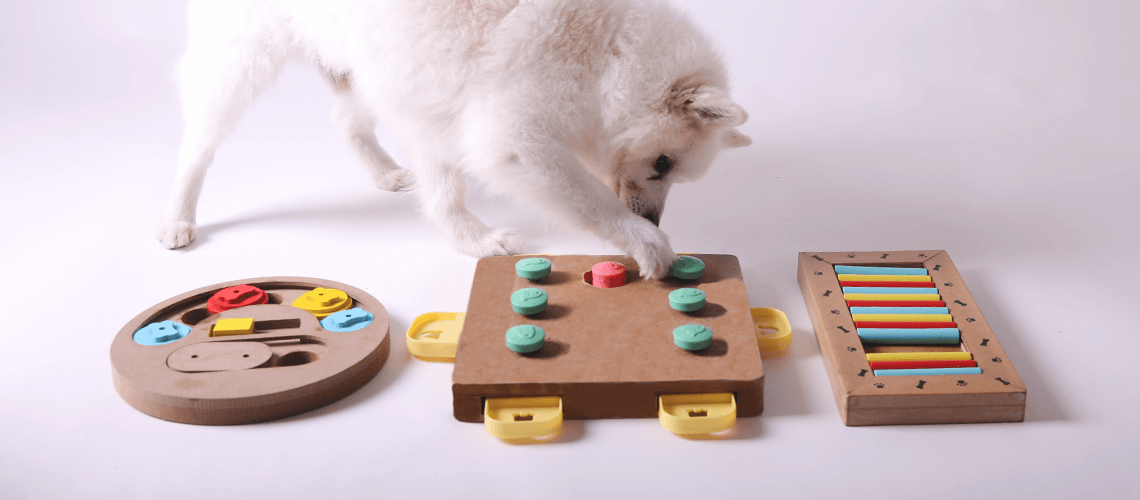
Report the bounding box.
[157,0,751,279]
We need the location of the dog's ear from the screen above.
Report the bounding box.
[722,128,752,148]
[678,87,748,128]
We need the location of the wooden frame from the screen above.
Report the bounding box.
[797,251,1026,425]
[110,277,390,425]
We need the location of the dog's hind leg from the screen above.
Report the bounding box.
[416,157,522,257]
[324,72,415,192]
[156,29,287,249]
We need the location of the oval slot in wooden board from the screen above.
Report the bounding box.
[110,277,391,425]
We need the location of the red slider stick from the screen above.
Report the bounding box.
[590,262,627,288]
[839,281,936,288]
[846,300,946,307]
[869,360,978,370]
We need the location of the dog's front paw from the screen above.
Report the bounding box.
[619,219,677,280]
[475,228,523,256]
[373,168,416,192]
[156,220,196,249]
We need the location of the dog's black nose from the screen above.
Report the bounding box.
[643,211,660,226]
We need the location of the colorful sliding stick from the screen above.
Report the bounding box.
[840,281,935,288]
[855,321,957,328]
[874,367,982,376]
[851,314,954,323]
[836,274,931,282]
[842,287,940,295]
[845,293,942,301]
[846,300,946,307]
[849,307,949,315]
[833,265,927,276]
[857,328,960,344]
[869,360,978,370]
[865,351,973,362]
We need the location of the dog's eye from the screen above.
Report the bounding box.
[649,155,672,180]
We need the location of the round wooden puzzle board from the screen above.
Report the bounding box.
[110,277,390,425]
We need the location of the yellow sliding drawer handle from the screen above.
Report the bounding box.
[484,397,563,440]
[406,312,465,361]
[752,307,792,352]
[658,393,736,435]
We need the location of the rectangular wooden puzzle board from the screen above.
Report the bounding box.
[798,250,1026,426]
[451,254,763,422]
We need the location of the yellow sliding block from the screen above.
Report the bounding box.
[752,307,792,352]
[659,393,737,435]
[837,274,932,282]
[484,397,563,440]
[406,312,465,361]
[211,317,254,337]
[866,351,974,362]
[852,314,953,323]
[844,293,942,302]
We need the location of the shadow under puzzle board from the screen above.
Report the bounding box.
[797,251,1026,426]
[110,277,390,425]
[451,254,763,422]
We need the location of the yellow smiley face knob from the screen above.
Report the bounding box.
[291,287,353,318]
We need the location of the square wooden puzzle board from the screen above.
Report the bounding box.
[797,250,1026,426]
[451,254,764,422]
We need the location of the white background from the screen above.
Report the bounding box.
[2,1,1138,498]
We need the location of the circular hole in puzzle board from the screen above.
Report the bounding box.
[277,350,320,367]
[180,308,211,326]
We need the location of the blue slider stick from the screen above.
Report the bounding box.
[843,287,940,294]
[834,265,928,276]
[858,328,961,344]
[874,367,982,376]
[849,307,950,315]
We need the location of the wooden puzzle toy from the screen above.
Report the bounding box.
[406,254,791,440]
[797,251,1026,426]
[111,277,390,425]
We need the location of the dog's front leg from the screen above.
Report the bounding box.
[490,146,678,279]
[417,157,523,257]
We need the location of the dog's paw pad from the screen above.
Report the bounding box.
[156,221,196,249]
[374,168,416,192]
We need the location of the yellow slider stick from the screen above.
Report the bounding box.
[844,293,942,302]
[852,314,954,323]
[837,274,932,282]
[866,352,974,362]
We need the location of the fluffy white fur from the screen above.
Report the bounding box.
[157,0,751,279]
